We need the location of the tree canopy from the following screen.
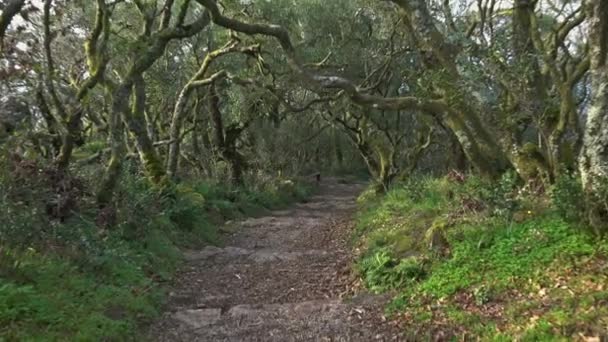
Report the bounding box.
[0,0,606,224]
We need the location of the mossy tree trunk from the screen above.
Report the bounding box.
[97,85,127,205]
[95,1,212,203]
[527,4,589,179]
[208,82,248,186]
[35,88,62,157]
[330,113,382,184]
[389,0,511,179]
[580,0,608,234]
[125,75,166,184]
[42,0,110,173]
[166,39,258,178]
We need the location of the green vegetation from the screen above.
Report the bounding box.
[2,0,608,339]
[355,174,608,339]
[0,156,312,340]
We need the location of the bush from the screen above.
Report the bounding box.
[551,172,585,223]
[0,152,315,340]
[489,170,519,217]
[358,250,426,293]
[352,170,608,340]
[418,215,595,298]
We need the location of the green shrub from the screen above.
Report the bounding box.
[357,250,426,293]
[490,170,519,217]
[0,157,314,340]
[354,173,607,339]
[453,171,519,219]
[551,172,585,223]
[415,215,595,298]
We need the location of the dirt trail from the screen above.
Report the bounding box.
[149,179,404,341]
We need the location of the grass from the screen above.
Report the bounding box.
[354,174,608,340]
[0,247,163,340]
[0,159,313,341]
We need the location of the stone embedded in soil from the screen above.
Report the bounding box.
[183,246,250,261]
[172,308,222,329]
[226,300,345,319]
[184,245,329,263]
[248,249,329,262]
[149,180,403,341]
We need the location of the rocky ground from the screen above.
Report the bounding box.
[148,179,404,341]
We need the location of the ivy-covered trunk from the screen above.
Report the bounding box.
[580,0,608,234]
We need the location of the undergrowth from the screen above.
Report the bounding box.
[355,173,608,340]
[0,157,312,341]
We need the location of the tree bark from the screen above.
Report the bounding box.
[97,86,127,205]
[0,0,25,49]
[208,82,246,185]
[580,0,608,234]
[166,40,258,178]
[43,0,109,172]
[126,76,166,184]
[389,0,510,178]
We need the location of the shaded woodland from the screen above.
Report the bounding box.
[1,0,607,339]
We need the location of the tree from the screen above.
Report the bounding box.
[580,0,608,233]
[1,0,605,220]
[0,0,25,49]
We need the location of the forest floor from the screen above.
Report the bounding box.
[148,179,404,341]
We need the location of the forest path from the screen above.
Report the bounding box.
[149,179,403,341]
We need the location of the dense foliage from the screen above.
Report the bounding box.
[1,0,607,339]
[355,175,607,339]
[0,148,312,339]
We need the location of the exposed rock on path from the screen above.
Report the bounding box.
[149,180,403,341]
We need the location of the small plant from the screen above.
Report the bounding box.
[358,250,426,292]
[472,285,491,305]
[453,172,520,219]
[551,172,584,223]
[491,170,519,218]
[0,151,314,340]
[395,256,427,281]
